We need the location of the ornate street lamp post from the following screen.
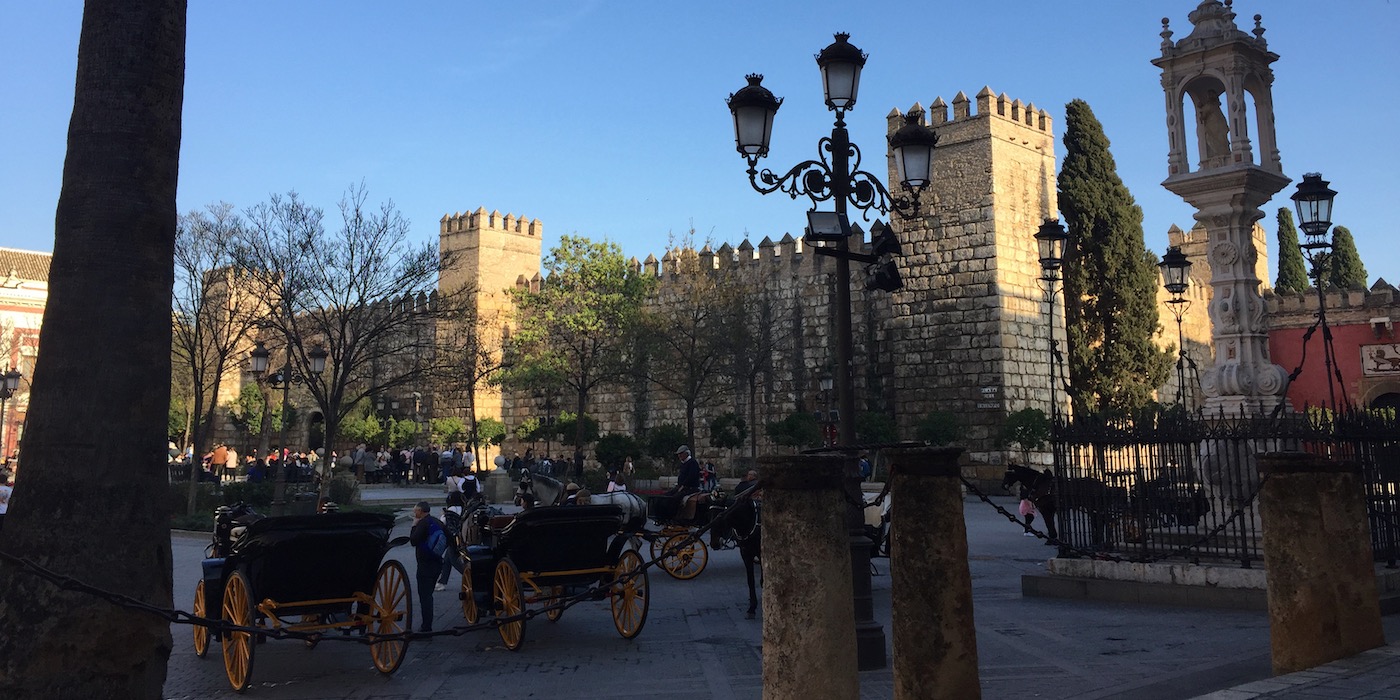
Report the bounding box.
[1159,246,1195,409]
[250,340,327,516]
[728,32,937,671]
[1034,219,1069,422]
[1291,173,1341,410]
[0,368,22,458]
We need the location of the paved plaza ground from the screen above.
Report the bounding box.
[161,490,1400,699]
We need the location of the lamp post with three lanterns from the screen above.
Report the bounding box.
[727,32,939,671]
[250,340,327,516]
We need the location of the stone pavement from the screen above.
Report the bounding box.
[163,494,1400,699]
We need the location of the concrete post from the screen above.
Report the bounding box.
[1257,452,1384,675]
[758,454,859,700]
[887,446,980,700]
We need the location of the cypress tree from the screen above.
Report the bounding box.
[1058,99,1172,415]
[1329,225,1368,289]
[1274,207,1310,294]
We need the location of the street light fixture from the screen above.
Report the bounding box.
[727,32,938,671]
[1159,246,1195,409]
[250,340,328,516]
[1035,219,1069,422]
[1290,172,1341,409]
[0,367,22,459]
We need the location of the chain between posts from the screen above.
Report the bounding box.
[0,486,767,646]
[958,474,1270,564]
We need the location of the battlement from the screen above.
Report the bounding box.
[891,86,1051,134]
[440,207,542,237]
[1266,280,1398,317]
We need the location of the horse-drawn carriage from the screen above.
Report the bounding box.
[192,506,412,692]
[459,503,649,651]
[644,492,720,580]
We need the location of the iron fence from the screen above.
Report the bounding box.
[1051,409,1400,566]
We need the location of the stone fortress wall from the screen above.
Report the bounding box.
[449,87,1099,469]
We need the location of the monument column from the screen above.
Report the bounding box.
[1154,1,1291,414]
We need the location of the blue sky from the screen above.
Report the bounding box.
[2,1,1397,285]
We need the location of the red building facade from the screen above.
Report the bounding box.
[1267,283,1400,410]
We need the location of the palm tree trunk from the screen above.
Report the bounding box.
[0,2,186,697]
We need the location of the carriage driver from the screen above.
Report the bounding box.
[667,445,702,521]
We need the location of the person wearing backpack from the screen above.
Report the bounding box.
[409,501,447,633]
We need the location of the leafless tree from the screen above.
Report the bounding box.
[235,184,459,499]
[172,203,266,513]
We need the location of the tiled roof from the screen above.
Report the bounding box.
[0,248,52,283]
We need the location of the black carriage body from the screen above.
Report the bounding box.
[201,512,396,616]
[467,505,626,585]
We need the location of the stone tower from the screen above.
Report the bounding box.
[437,208,543,445]
[1154,0,1290,414]
[886,88,1058,464]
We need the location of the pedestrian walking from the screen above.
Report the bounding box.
[409,501,447,632]
[1018,485,1038,535]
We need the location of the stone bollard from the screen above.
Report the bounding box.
[1257,452,1384,675]
[887,446,980,700]
[758,454,859,700]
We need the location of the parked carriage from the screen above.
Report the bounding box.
[644,493,715,580]
[192,506,411,692]
[459,503,649,651]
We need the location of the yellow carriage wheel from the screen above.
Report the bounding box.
[220,571,255,693]
[660,534,709,580]
[192,579,210,658]
[369,560,412,674]
[493,558,526,651]
[610,549,649,639]
[460,560,478,624]
[545,586,565,622]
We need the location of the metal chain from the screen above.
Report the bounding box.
[958,474,1270,564]
[0,485,772,646]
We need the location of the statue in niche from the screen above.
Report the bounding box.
[1196,92,1230,163]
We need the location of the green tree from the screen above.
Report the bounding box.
[555,411,600,446]
[916,411,961,446]
[645,423,689,465]
[855,411,898,444]
[766,412,821,450]
[505,235,654,449]
[998,407,1050,462]
[1329,225,1368,289]
[1274,207,1309,294]
[595,432,641,471]
[226,382,288,444]
[383,415,419,448]
[0,2,186,694]
[709,412,748,451]
[1059,99,1172,414]
[430,416,468,445]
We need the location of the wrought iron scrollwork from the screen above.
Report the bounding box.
[746,138,921,220]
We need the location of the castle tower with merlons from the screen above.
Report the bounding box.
[886,88,1059,464]
[437,208,542,431]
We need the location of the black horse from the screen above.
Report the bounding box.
[1001,463,1058,542]
[709,491,762,619]
[1004,463,1132,548]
